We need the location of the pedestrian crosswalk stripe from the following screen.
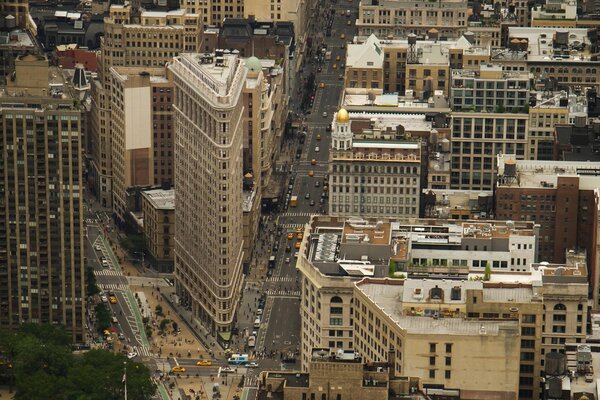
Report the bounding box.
[245,375,258,388]
[95,269,123,276]
[281,212,314,218]
[279,223,303,229]
[131,345,152,357]
[266,276,296,283]
[100,283,128,290]
[266,290,301,297]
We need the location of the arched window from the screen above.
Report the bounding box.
[554,303,566,311]
[578,303,583,311]
[331,296,343,304]
[430,286,443,300]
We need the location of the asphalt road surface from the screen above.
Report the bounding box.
[241,0,359,388]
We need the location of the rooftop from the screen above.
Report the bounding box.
[0,30,36,48]
[356,279,520,335]
[141,189,174,210]
[508,27,595,63]
[496,154,600,189]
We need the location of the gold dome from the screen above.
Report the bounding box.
[336,108,350,123]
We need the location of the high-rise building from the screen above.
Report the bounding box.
[109,66,174,221]
[0,55,85,342]
[169,52,246,337]
[88,4,201,210]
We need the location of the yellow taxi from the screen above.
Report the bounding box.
[308,170,314,177]
[172,366,186,373]
[297,233,304,240]
[295,242,302,249]
[196,360,212,367]
[347,20,351,25]
[332,64,337,69]
[340,33,346,39]
[311,159,316,165]
[296,227,303,234]
[109,296,117,304]
[336,55,341,61]
[287,232,294,240]
[316,134,321,140]
[319,82,325,88]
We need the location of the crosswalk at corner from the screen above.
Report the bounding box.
[266,276,296,283]
[99,283,128,290]
[245,375,258,388]
[131,345,152,357]
[95,269,123,277]
[280,212,315,218]
[266,289,300,298]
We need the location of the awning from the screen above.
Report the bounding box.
[218,331,231,342]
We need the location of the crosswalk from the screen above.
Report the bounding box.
[281,212,314,218]
[266,289,301,297]
[85,218,98,225]
[100,283,128,290]
[280,223,304,229]
[131,345,153,357]
[266,276,296,283]
[245,375,259,388]
[95,269,123,277]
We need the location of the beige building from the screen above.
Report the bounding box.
[89,5,201,209]
[297,216,589,400]
[0,55,85,342]
[141,188,174,272]
[169,52,246,338]
[329,109,424,219]
[109,67,174,221]
[356,0,470,39]
[258,349,427,400]
[345,34,490,98]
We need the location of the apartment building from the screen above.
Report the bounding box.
[0,29,38,86]
[495,154,600,269]
[141,188,174,272]
[346,34,490,97]
[258,350,428,400]
[450,112,529,190]
[508,27,600,90]
[297,216,588,399]
[0,55,85,342]
[450,64,530,112]
[169,52,246,338]
[89,5,201,209]
[356,0,470,39]
[109,67,174,221]
[328,109,425,219]
[531,0,578,28]
[181,0,241,25]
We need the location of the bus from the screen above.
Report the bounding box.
[228,353,249,365]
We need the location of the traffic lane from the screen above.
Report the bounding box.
[110,290,143,348]
[264,297,301,353]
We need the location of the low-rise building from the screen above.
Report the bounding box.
[141,188,175,272]
[328,108,426,219]
[297,216,589,399]
[258,349,428,400]
[495,154,600,292]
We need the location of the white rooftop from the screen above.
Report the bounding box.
[346,34,384,69]
[142,189,174,210]
[348,111,433,132]
[508,27,593,62]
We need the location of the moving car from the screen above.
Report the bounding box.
[285,257,290,263]
[127,352,138,359]
[297,233,303,240]
[247,361,259,368]
[322,112,327,117]
[308,170,314,177]
[287,232,294,240]
[315,181,320,188]
[309,200,315,206]
[311,159,317,165]
[171,366,186,373]
[315,146,320,152]
[319,82,325,88]
[101,295,108,303]
[196,360,212,366]
[295,242,301,249]
[109,296,118,304]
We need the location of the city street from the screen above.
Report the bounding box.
[237,0,359,393]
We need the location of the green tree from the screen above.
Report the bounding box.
[86,267,100,296]
[483,262,492,281]
[95,303,112,331]
[159,319,170,333]
[155,304,163,316]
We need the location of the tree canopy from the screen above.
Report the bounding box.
[0,324,156,400]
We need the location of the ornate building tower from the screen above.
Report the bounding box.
[331,108,352,150]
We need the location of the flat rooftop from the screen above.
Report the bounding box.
[0,30,35,48]
[497,154,600,190]
[356,279,520,335]
[508,27,595,63]
[142,189,174,210]
[342,219,391,246]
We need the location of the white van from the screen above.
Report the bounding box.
[253,317,261,329]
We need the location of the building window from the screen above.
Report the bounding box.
[445,343,452,353]
[429,369,435,379]
[445,356,451,366]
[445,370,451,379]
[450,287,461,301]
[429,343,436,353]
[429,356,436,366]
